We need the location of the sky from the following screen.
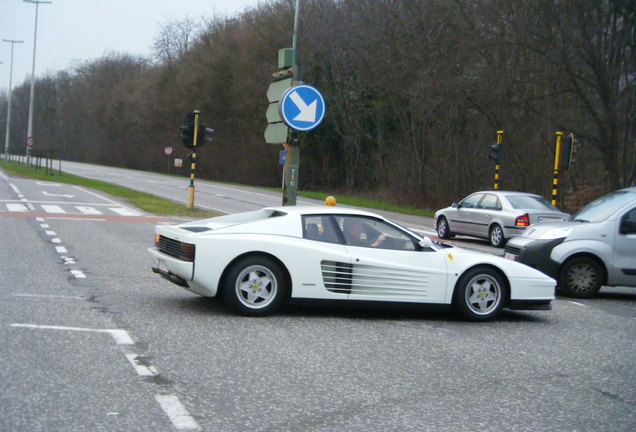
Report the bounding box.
[0,0,267,92]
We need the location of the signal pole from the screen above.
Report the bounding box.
[551,131,563,206]
[187,111,200,210]
[489,130,504,189]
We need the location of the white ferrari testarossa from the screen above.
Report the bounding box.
[149,206,554,321]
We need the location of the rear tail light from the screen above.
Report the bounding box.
[515,213,530,227]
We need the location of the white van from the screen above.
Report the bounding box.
[504,187,636,298]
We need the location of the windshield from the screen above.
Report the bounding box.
[573,190,636,222]
[506,194,557,210]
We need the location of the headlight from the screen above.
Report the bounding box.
[537,227,572,240]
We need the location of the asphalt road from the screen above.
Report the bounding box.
[1,166,635,431]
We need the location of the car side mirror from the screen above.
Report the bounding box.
[452,202,459,209]
[419,237,434,250]
[620,220,636,235]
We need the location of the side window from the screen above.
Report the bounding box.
[337,216,416,250]
[620,208,636,235]
[302,215,342,244]
[479,194,500,210]
[624,208,636,222]
[460,194,483,209]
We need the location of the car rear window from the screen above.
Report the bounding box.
[506,195,557,210]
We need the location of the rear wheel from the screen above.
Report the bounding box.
[222,256,287,316]
[558,257,603,298]
[436,216,452,239]
[489,224,505,248]
[454,267,506,321]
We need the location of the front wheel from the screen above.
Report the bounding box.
[558,257,603,298]
[436,216,452,239]
[222,256,287,316]
[489,224,505,248]
[454,267,506,321]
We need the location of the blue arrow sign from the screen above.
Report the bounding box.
[280,84,326,132]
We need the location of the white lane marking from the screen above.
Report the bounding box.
[16,294,85,300]
[41,205,66,214]
[37,182,62,186]
[47,216,106,222]
[7,203,28,212]
[155,395,200,431]
[110,207,141,216]
[74,186,142,214]
[70,269,86,279]
[36,217,45,222]
[40,223,50,228]
[55,246,68,253]
[568,301,587,307]
[45,230,56,236]
[125,354,158,377]
[42,191,74,198]
[10,324,135,345]
[51,238,62,244]
[76,206,103,215]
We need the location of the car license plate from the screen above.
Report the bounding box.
[538,217,559,222]
[157,258,169,273]
[504,252,517,261]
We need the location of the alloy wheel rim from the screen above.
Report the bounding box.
[465,274,501,315]
[235,265,277,309]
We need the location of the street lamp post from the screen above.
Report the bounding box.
[3,39,24,160]
[24,0,52,161]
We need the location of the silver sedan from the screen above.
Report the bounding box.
[434,191,569,247]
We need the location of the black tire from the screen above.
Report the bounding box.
[454,267,506,321]
[489,224,505,248]
[222,256,287,316]
[436,216,452,239]
[558,256,603,298]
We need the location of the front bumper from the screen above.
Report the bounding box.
[504,237,565,279]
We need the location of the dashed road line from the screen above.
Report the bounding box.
[155,395,200,431]
[125,354,159,377]
[568,301,588,307]
[10,324,135,345]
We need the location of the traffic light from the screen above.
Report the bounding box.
[559,133,583,170]
[489,143,503,164]
[180,111,195,148]
[569,136,582,167]
[196,125,214,147]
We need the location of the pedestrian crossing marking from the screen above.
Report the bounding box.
[41,205,66,214]
[76,206,103,215]
[7,203,28,212]
[110,207,141,216]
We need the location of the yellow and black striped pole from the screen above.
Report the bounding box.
[493,130,503,189]
[186,110,200,210]
[551,131,563,206]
